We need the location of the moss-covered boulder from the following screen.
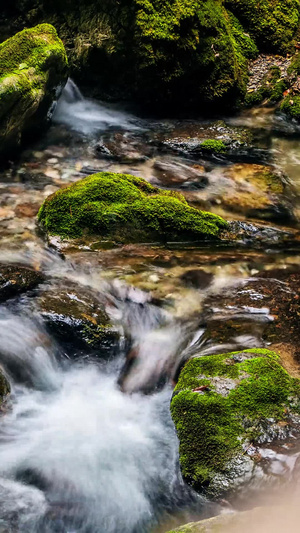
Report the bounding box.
[38,172,228,244]
[225,0,300,54]
[0,24,68,159]
[171,348,300,498]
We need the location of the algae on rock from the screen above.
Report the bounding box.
[0,24,68,159]
[38,172,228,244]
[171,348,300,498]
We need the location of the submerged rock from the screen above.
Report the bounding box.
[0,264,45,302]
[171,348,300,498]
[0,24,68,160]
[220,164,294,222]
[37,172,228,244]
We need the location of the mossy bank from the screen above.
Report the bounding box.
[171,348,300,498]
[1,0,299,111]
[38,172,228,244]
[0,24,68,159]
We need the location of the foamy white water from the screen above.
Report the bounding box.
[0,256,203,532]
[53,79,142,134]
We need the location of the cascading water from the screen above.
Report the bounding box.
[0,254,206,533]
[53,79,143,135]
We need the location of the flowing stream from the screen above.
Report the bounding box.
[1,81,300,532]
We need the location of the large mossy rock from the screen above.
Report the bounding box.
[0,1,253,110]
[171,348,300,498]
[0,24,68,159]
[1,1,298,110]
[38,172,228,243]
[225,0,300,54]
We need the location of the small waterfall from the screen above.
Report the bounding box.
[53,79,142,134]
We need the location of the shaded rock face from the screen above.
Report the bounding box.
[171,348,300,499]
[36,282,120,357]
[37,171,228,244]
[0,264,45,302]
[0,24,68,160]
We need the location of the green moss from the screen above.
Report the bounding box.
[199,139,227,154]
[38,172,228,243]
[224,0,300,54]
[0,24,68,157]
[280,94,300,120]
[131,0,250,109]
[227,11,258,59]
[171,348,300,492]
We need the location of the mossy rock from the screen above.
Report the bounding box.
[171,348,300,498]
[0,24,68,159]
[0,0,250,111]
[38,172,228,243]
[280,94,300,121]
[225,0,300,54]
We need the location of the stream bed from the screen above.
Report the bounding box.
[1,82,300,532]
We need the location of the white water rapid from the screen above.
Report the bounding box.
[0,253,204,533]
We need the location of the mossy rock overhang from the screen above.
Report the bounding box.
[0,23,68,160]
[171,348,300,498]
[37,172,228,244]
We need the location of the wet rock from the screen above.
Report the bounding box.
[15,203,40,218]
[171,348,300,499]
[37,283,120,356]
[218,164,294,222]
[155,121,269,163]
[153,159,209,190]
[0,24,68,160]
[221,220,300,248]
[94,132,151,163]
[0,265,45,302]
[180,270,214,290]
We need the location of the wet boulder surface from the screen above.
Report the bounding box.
[171,348,300,499]
[0,264,45,302]
[0,24,68,159]
[36,281,120,357]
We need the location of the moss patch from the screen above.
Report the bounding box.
[38,172,228,243]
[225,0,300,54]
[171,348,300,494]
